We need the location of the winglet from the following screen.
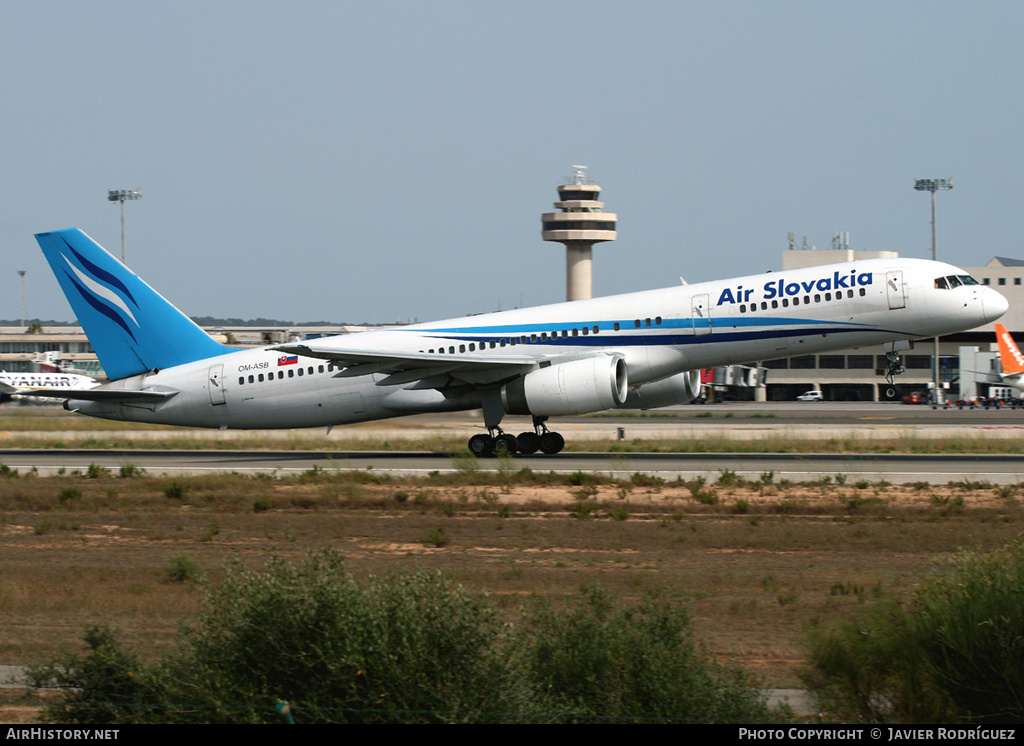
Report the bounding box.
[996,323,1024,374]
[35,229,229,381]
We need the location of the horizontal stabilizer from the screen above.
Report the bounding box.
[14,388,177,403]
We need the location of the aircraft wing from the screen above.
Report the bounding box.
[272,343,542,387]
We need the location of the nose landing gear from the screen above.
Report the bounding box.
[881,352,905,401]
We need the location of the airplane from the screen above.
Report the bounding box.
[28,228,1007,455]
[0,370,99,402]
[994,323,1024,392]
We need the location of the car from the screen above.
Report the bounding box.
[901,391,926,405]
[796,390,823,402]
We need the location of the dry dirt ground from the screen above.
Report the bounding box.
[0,472,1020,722]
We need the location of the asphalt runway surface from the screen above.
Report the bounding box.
[2,401,1024,483]
[3,448,1024,484]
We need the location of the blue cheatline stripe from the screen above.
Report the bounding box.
[396,325,902,349]
[416,315,872,337]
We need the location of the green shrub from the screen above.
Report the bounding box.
[175,553,528,723]
[26,626,157,725]
[521,586,772,723]
[58,487,82,503]
[164,480,187,499]
[85,463,109,479]
[119,463,145,479]
[166,554,200,583]
[804,540,1024,723]
[28,553,777,724]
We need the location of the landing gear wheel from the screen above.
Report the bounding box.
[468,434,494,457]
[516,432,540,454]
[882,385,900,401]
[539,431,565,455]
[493,433,518,455]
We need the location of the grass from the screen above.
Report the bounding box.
[0,467,1020,695]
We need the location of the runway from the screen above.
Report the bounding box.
[2,401,1024,483]
[3,448,1024,484]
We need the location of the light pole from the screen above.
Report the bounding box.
[17,270,25,329]
[914,178,953,405]
[107,189,142,264]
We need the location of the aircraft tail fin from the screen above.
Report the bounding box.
[996,323,1024,375]
[35,229,229,381]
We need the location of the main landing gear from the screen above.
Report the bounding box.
[467,415,565,456]
[881,351,905,401]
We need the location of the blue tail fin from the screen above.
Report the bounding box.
[36,229,228,380]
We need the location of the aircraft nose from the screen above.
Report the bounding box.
[984,288,1010,323]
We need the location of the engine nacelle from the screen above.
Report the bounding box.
[502,355,628,416]
[618,369,702,410]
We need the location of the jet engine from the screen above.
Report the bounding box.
[502,355,628,416]
[618,369,702,409]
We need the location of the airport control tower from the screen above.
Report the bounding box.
[541,166,617,301]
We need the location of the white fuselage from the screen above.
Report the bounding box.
[66,257,1006,429]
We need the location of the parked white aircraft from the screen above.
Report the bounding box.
[994,323,1024,392]
[30,228,1007,455]
[0,370,99,400]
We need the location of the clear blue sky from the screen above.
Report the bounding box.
[3,1,1022,324]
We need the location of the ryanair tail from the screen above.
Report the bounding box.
[35,229,229,381]
[996,323,1024,376]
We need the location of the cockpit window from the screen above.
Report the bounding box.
[934,274,980,289]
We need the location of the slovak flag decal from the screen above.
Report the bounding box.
[277,355,298,366]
